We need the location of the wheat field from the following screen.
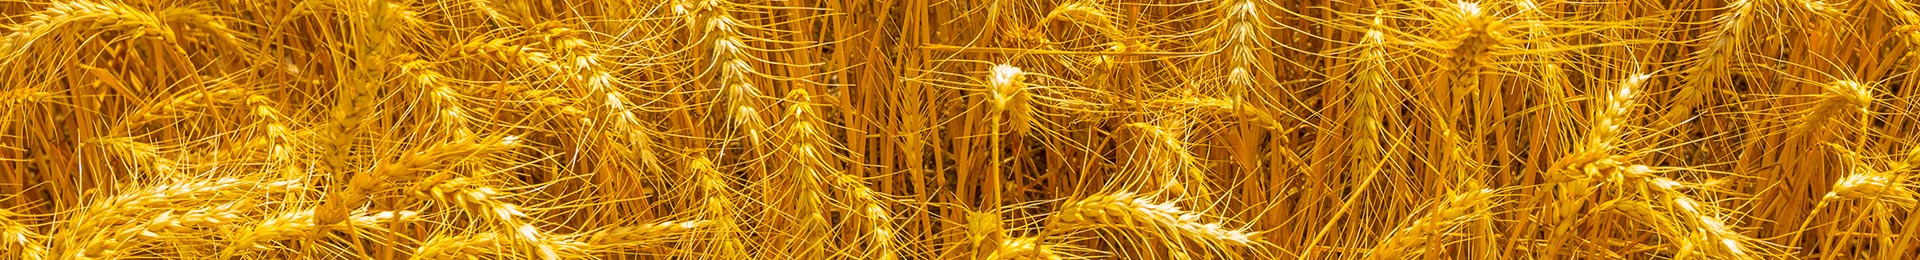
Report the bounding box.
[1,0,1917,259]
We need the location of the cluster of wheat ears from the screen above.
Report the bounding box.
[3,0,1920,259]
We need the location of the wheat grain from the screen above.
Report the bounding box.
[769,96,904,260]
[967,210,1008,259]
[1628,166,1769,259]
[89,136,185,179]
[467,0,514,23]
[65,200,260,259]
[1426,0,1514,185]
[317,0,426,199]
[453,34,554,69]
[149,7,243,49]
[0,87,57,109]
[1788,160,1920,250]
[1214,0,1259,86]
[1829,170,1918,207]
[1749,79,1876,247]
[243,95,295,168]
[410,220,707,259]
[1143,98,1283,134]
[1542,75,1650,255]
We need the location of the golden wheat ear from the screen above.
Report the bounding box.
[1,206,48,260]
[1365,185,1495,260]
[1044,192,1260,258]
[423,177,556,260]
[684,153,754,259]
[50,177,303,260]
[220,209,418,256]
[315,134,520,226]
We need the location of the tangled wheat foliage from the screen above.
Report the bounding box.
[9,0,1920,259]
